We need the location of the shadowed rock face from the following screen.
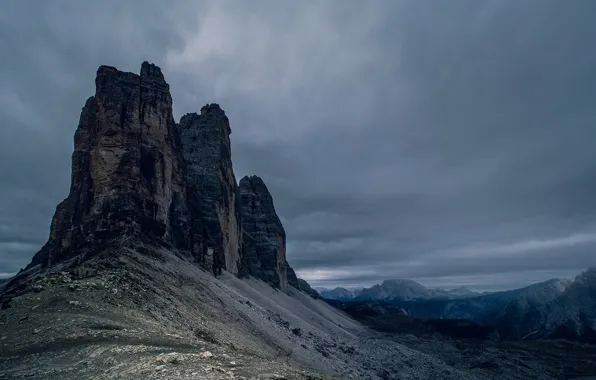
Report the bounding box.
[297,278,321,299]
[29,62,189,268]
[239,175,287,290]
[177,105,242,275]
[287,265,299,289]
[23,61,313,292]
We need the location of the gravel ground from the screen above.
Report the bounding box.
[1,242,594,380]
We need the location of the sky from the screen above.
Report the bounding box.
[1,1,596,291]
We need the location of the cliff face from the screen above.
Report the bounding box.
[286,265,300,289]
[24,62,316,295]
[178,105,242,275]
[29,62,189,268]
[27,63,243,276]
[239,176,287,290]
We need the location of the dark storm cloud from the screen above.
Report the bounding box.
[1,1,595,290]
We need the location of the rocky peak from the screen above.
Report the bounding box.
[22,61,315,294]
[286,265,299,288]
[140,61,166,82]
[28,62,187,269]
[239,175,288,290]
[177,103,242,275]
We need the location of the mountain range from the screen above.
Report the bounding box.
[322,272,596,342]
[1,62,595,379]
[320,279,481,301]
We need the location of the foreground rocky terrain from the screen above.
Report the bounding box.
[3,244,596,379]
[1,62,595,379]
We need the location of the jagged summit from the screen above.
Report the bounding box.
[177,100,241,275]
[28,62,184,269]
[239,175,288,290]
[21,62,304,289]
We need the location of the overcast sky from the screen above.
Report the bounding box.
[1,1,595,290]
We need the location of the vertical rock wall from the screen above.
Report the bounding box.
[239,176,288,290]
[29,62,189,268]
[177,105,242,275]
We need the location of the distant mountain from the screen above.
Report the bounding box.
[320,279,480,302]
[533,268,596,342]
[494,278,572,339]
[387,278,571,326]
[357,279,430,301]
[319,287,361,300]
[329,272,596,343]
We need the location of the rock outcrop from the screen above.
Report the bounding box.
[239,176,287,290]
[297,278,321,299]
[22,61,316,295]
[178,105,242,275]
[287,265,300,289]
[28,62,189,269]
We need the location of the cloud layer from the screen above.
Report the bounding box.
[1,0,595,289]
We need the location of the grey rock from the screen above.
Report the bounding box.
[177,104,242,275]
[286,264,299,289]
[297,279,320,299]
[494,279,571,339]
[239,176,287,290]
[16,63,246,278]
[27,62,189,269]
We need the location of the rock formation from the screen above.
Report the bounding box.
[25,63,245,276]
[28,62,189,269]
[239,175,288,290]
[178,105,242,275]
[286,265,300,289]
[297,278,321,299]
[23,61,315,293]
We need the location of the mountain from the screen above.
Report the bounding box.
[239,175,288,290]
[384,278,571,326]
[431,286,479,299]
[357,279,431,300]
[531,268,596,341]
[319,279,480,302]
[1,62,594,379]
[5,62,305,294]
[319,287,361,300]
[494,278,572,339]
[339,275,592,343]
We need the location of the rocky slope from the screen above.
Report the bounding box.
[494,279,572,340]
[4,245,595,380]
[534,268,596,341]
